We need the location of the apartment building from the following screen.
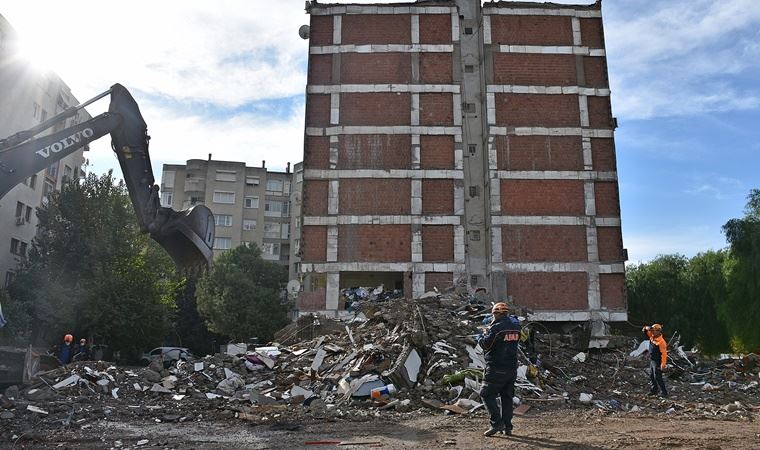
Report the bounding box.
[288,162,304,281]
[0,14,88,286]
[298,0,627,331]
[161,158,295,265]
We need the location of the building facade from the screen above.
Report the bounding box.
[298,0,627,327]
[161,159,295,265]
[0,14,88,286]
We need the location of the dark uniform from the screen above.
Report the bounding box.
[644,326,668,396]
[479,314,521,434]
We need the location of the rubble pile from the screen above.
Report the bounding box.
[1,291,759,438]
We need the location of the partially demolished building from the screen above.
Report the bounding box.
[298,0,627,328]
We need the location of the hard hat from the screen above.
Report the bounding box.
[491,302,509,315]
[80,338,87,344]
[64,334,73,343]
[651,323,663,331]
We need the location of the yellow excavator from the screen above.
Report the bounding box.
[0,84,214,271]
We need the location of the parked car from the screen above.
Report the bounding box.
[140,347,193,366]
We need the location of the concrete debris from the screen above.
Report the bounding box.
[0,290,758,435]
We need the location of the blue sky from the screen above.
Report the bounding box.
[2,0,758,263]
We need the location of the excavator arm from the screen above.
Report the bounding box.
[0,84,214,271]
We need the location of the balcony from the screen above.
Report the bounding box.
[184,178,206,193]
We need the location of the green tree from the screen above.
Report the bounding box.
[5,172,178,355]
[196,244,288,341]
[684,251,731,354]
[721,189,760,350]
[626,254,689,329]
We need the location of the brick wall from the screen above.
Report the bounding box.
[422,225,454,261]
[422,179,454,214]
[341,93,411,126]
[495,135,583,171]
[298,289,327,311]
[502,225,587,262]
[489,15,572,45]
[339,179,411,215]
[495,94,580,127]
[591,138,616,171]
[600,273,626,309]
[583,57,608,88]
[338,225,411,262]
[507,272,588,310]
[597,226,623,262]
[420,53,453,84]
[425,272,453,292]
[587,96,613,129]
[341,53,411,84]
[502,180,586,215]
[594,182,620,217]
[419,14,451,44]
[302,180,329,216]
[493,54,576,86]
[580,18,604,48]
[342,14,411,44]
[306,94,330,127]
[308,55,332,85]
[304,136,330,170]
[301,225,327,261]
[339,135,411,169]
[309,16,333,45]
[420,135,455,169]
[419,93,453,126]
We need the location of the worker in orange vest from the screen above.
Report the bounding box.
[643,323,668,397]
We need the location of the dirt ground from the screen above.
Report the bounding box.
[5,407,759,449]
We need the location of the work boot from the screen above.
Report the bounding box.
[647,389,659,397]
[484,426,505,437]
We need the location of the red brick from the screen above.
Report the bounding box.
[422,180,454,215]
[495,94,580,127]
[600,273,626,309]
[502,225,587,262]
[495,135,583,171]
[340,179,411,215]
[591,138,616,171]
[298,289,326,311]
[339,135,411,169]
[580,18,604,48]
[422,225,454,262]
[341,53,411,84]
[507,272,588,310]
[420,53,453,84]
[304,136,330,170]
[342,15,411,44]
[594,182,620,217]
[597,227,623,262]
[302,180,329,216]
[583,57,608,88]
[489,15,573,46]
[419,14,451,44]
[425,272,453,292]
[420,135,455,169]
[493,54,576,86]
[588,96,613,129]
[309,16,333,46]
[341,93,411,126]
[501,180,586,216]
[308,55,332,85]
[301,225,327,262]
[338,225,411,262]
[419,93,453,126]
[306,94,330,127]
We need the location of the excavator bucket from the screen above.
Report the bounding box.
[151,205,215,272]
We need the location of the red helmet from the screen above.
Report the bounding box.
[64,334,73,343]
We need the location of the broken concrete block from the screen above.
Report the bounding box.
[150,383,172,394]
[216,376,244,396]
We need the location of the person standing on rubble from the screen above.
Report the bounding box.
[58,334,75,364]
[479,302,521,437]
[643,323,668,397]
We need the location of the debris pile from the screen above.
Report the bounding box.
[1,290,759,439]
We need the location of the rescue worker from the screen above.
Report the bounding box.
[74,338,90,361]
[58,334,74,364]
[643,323,668,397]
[479,302,521,437]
